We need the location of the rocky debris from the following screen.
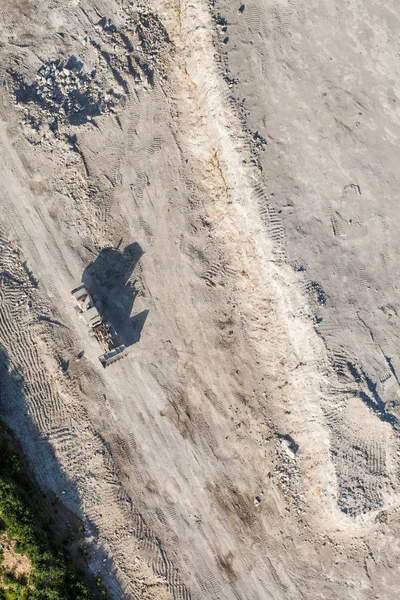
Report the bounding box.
[92,9,172,88]
[213,13,230,45]
[21,111,41,132]
[252,130,268,151]
[213,14,229,28]
[274,437,305,513]
[35,59,93,114]
[11,57,122,128]
[132,7,171,60]
[332,442,388,517]
[222,71,239,88]
[308,280,327,306]
[127,7,172,83]
[10,8,173,133]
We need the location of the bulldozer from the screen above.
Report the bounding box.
[71,284,126,367]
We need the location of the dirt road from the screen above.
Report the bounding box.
[0,0,399,598]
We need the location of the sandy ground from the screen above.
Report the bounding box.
[0,0,400,598]
[0,533,31,579]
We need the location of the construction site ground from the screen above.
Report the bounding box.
[0,0,400,599]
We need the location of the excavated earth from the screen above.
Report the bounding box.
[0,0,400,598]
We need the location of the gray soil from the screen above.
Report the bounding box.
[0,0,399,598]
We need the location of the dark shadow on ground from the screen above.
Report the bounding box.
[0,347,81,515]
[0,347,121,598]
[81,242,148,347]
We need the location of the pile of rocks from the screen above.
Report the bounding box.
[34,59,96,117]
[13,57,122,127]
[129,8,172,72]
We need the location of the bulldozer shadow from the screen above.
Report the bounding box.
[130,309,149,345]
[81,241,148,349]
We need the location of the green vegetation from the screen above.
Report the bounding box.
[0,424,103,599]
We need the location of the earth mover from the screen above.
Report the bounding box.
[71,284,126,367]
